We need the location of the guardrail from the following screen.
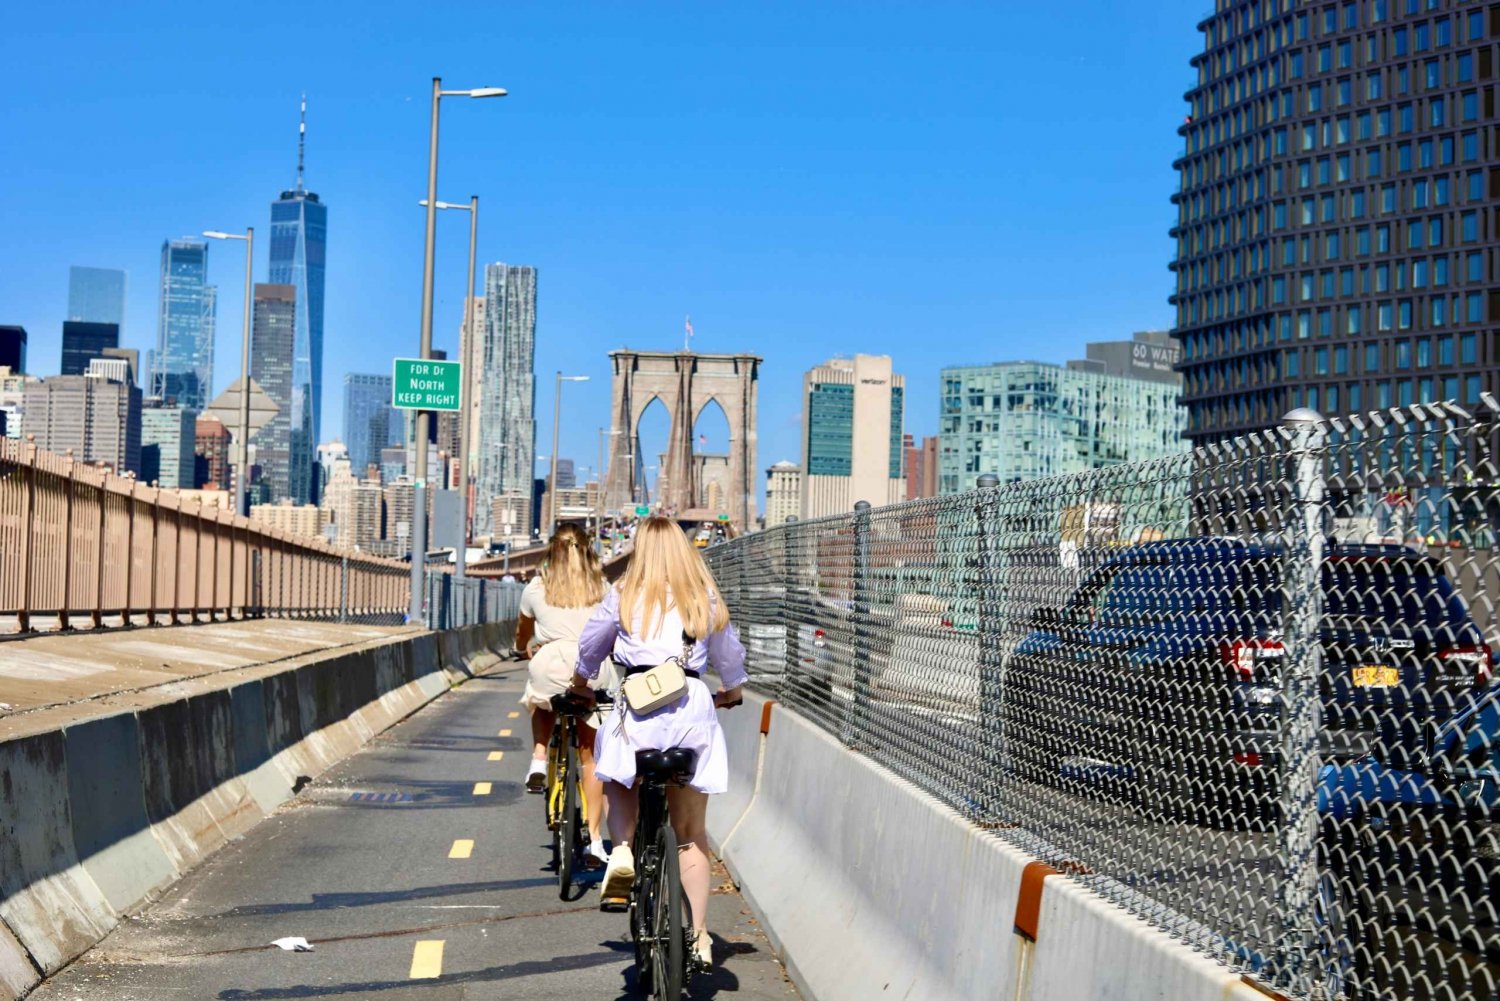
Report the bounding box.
[0,439,415,635]
[707,400,1500,1001]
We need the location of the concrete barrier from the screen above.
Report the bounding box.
[0,733,114,977]
[716,701,1270,1001]
[0,621,510,1000]
[705,691,770,852]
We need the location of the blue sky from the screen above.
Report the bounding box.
[0,0,1203,494]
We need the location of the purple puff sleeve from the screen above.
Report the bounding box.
[575,587,620,681]
[706,621,748,689]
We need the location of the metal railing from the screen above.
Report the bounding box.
[0,440,411,634]
[424,572,523,631]
[707,400,1500,1001]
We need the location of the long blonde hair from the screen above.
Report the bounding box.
[541,524,606,608]
[617,516,730,638]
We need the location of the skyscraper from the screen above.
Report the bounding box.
[249,284,297,504]
[269,97,327,504]
[24,371,142,475]
[194,414,231,489]
[1171,1,1496,442]
[475,264,537,539]
[60,322,118,376]
[458,295,486,471]
[153,239,216,410]
[140,403,197,489]
[0,325,27,373]
[800,355,905,519]
[764,460,802,528]
[67,267,126,328]
[342,373,400,474]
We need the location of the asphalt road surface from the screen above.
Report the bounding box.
[33,666,800,1000]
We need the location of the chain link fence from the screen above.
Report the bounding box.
[706,400,1500,1001]
[424,572,523,630]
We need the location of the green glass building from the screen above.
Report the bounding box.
[938,335,1188,494]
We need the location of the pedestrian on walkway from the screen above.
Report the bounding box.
[570,515,747,969]
[515,524,615,867]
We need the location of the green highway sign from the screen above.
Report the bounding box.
[717,513,730,521]
[634,505,651,517]
[392,358,463,412]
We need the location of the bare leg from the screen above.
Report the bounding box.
[578,722,605,843]
[604,779,639,848]
[530,709,555,761]
[668,786,712,935]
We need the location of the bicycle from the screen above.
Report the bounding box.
[545,690,610,899]
[625,694,742,1000]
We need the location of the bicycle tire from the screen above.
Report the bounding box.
[631,830,655,994]
[558,743,580,898]
[651,822,685,1000]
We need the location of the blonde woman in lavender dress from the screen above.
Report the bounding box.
[570,516,746,970]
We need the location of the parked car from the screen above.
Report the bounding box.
[1001,538,1494,829]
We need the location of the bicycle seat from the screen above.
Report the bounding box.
[635,747,697,782]
[549,692,598,717]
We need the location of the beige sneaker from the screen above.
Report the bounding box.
[600,844,635,901]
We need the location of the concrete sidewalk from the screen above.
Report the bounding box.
[0,621,415,733]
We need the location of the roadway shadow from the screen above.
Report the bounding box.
[611,934,759,999]
[204,876,560,918]
[316,776,526,810]
[217,943,634,998]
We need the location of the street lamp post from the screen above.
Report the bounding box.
[419,196,479,580]
[598,428,623,551]
[203,228,254,516]
[548,372,589,539]
[408,77,506,625]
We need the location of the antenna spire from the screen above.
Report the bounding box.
[296,94,306,192]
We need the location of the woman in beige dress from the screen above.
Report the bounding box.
[514,524,614,866]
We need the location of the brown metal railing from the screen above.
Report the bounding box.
[0,440,411,635]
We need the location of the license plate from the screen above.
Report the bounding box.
[1351,665,1400,688]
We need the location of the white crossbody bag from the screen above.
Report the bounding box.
[620,632,694,715]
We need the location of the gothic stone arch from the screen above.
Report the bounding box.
[605,350,760,529]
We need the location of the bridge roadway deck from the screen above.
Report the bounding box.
[0,621,414,727]
[27,664,800,1000]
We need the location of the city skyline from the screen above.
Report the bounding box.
[0,1,1202,496]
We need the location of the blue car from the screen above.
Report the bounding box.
[1001,538,1494,829]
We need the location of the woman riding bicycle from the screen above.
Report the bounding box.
[515,524,614,868]
[570,515,746,970]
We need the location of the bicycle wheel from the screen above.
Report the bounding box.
[631,839,655,994]
[650,822,684,1000]
[558,743,580,898]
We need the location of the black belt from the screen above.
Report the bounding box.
[625,665,700,680]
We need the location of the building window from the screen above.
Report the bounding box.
[1461,334,1478,364]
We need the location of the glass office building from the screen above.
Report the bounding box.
[152,240,216,411]
[60,322,118,376]
[938,361,1187,494]
[269,101,327,504]
[67,267,126,328]
[800,354,905,518]
[1171,0,1497,442]
[250,284,297,504]
[342,372,401,475]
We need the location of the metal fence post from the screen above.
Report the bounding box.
[845,500,872,747]
[92,477,106,629]
[59,460,75,630]
[17,444,36,634]
[1275,408,1328,996]
[974,473,1003,822]
[340,555,349,624]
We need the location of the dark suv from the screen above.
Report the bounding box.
[1001,539,1494,828]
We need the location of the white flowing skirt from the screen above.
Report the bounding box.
[592,677,729,794]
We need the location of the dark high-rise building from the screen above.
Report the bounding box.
[0,326,25,372]
[250,284,297,504]
[1171,1,1497,443]
[269,97,327,505]
[60,321,119,376]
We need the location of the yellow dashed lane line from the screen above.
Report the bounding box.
[499,729,513,737]
[409,940,444,979]
[488,751,504,761]
[507,711,520,719]
[473,782,492,795]
[449,839,474,859]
